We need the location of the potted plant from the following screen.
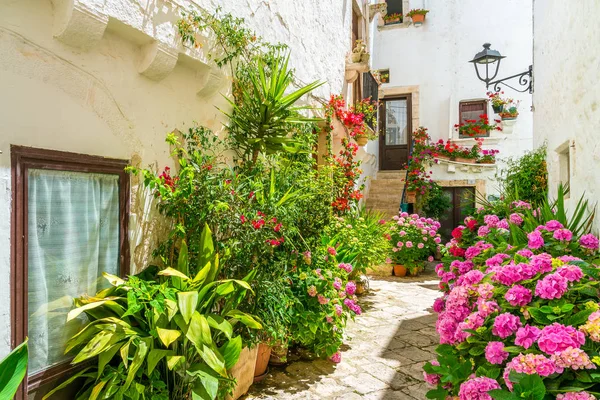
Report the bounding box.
[406,9,429,25]
[477,149,499,164]
[383,13,402,25]
[407,262,424,276]
[498,99,520,120]
[350,39,369,63]
[380,71,390,83]
[350,97,378,146]
[387,212,441,278]
[454,114,502,137]
[487,91,508,113]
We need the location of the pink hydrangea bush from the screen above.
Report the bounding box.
[387,212,441,274]
[424,201,600,398]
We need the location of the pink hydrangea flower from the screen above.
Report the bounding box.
[477,300,500,318]
[433,297,445,313]
[504,353,558,390]
[515,325,542,349]
[551,346,596,370]
[334,304,343,316]
[458,377,500,400]
[338,263,353,273]
[330,352,341,363]
[492,313,522,338]
[505,285,533,307]
[509,213,524,225]
[485,341,509,364]
[317,295,329,305]
[434,237,442,244]
[307,286,317,297]
[478,225,490,237]
[345,281,357,296]
[477,283,495,300]
[535,273,568,300]
[516,248,534,258]
[484,215,500,228]
[456,270,484,288]
[527,230,545,250]
[538,323,585,355]
[486,253,510,267]
[580,234,600,250]
[423,360,441,385]
[545,220,564,231]
[333,277,342,290]
[557,264,584,282]
[553,228,574,242]
[530,253,553,274]
[497,219,509,229]
[556,392,597,400]
[580,311,600,342]
[343,298,361,315]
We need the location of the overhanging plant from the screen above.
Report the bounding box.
[43,225,262,400]
[0,338,28,399]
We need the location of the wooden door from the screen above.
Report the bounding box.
[379,95,412,170]
[438,187,476,241]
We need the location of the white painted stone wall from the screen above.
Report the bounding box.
[369,0,534,196]
[0,0,356,358]
[533,0,600,228]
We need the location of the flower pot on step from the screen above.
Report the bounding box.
[393,264,407,277]
[253,343,271,383]
[227,346,258,400]
[269,341,288,366]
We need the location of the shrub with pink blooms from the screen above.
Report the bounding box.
[424,197,600,399]
[387,212,442,275]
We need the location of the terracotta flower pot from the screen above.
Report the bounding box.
[227,346,258,400]
[254,343,272,382]
[405,190,417,203]
[355,281,366,295]
[393,264,407,277]
[355,135,369,146]
[435,154,451,161]
[411,14,425,24]
[385,17,400,24]
[455,157,476,164]
[269,341,288,366]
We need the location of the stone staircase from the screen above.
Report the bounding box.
[365,170,406,218]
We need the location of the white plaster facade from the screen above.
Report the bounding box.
[368,0,534,197]
[532,0,600,228]
[0,0,366,361]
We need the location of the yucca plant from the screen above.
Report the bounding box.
[223,54,324,164]
[0,338,28,399]
[44,224,262,400]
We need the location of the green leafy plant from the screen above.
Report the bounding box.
[222,54,323,164]
[383,13,402,22]
[44,225,262,400]
[496,145,548,205]
[421,182,452,220]
[0,338,28,399]
[406,8,430,17]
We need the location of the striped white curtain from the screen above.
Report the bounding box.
[27,169,120,374]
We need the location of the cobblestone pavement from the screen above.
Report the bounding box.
[244,272,441,399]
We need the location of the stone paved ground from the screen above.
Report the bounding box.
[244,271,441,399]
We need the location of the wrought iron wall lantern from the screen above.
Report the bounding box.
[469,43,533,93]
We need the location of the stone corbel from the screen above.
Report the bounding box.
[196,68,228,98]
[369,3,388,22]
[138,41,179,81]
[345,61,370,83]
[51,0,108,50]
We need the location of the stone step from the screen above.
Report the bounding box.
[366,193,403,203]
[376,170,407,180]
[368,184,405,196]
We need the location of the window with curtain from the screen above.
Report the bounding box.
[11,146,129,397]
[27,169,120,374]
[459,99,489,138]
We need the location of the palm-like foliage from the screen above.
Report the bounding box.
[44,225,262,400]
[223,54,323,163]
[0,338,28,399]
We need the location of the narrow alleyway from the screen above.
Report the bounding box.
[244,272,441,399]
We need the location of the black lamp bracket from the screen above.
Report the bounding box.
[488,65,533,94]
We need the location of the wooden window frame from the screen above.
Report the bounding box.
[458,99,489,138]
[10,145,130,398]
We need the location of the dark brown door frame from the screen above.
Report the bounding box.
[10,145,130,398]
[379,94,412,171]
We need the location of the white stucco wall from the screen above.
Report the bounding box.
[533,0,600,227]
[369,0,534,194]
[0,0,355,358]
